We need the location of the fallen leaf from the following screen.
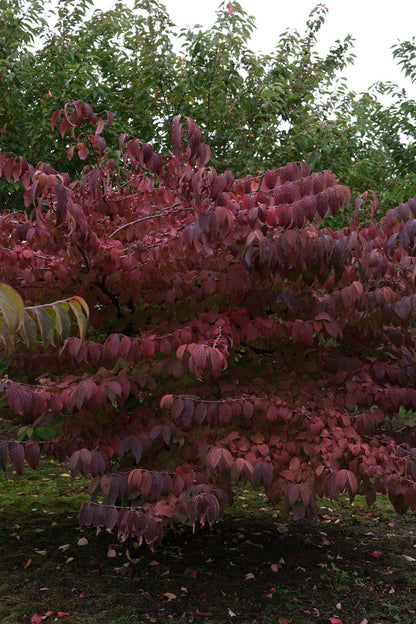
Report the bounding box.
[163,592,176,601]
[77,537,88,546]
[329,618,343,624]
[360,619,368,624]
[336,602,342,610]
[57,613,70,618]
[371,551,382,558]
[24,558,32,569]
[31,612,53,623]
[228,608,237,617]
[271,563,282,572]
[58,544,70,551]
[401,555,416,562]
[245,572,255,580]
[107,547,117,558]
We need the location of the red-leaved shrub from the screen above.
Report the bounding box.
[0,101,415,548]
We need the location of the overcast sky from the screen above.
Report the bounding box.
[157,0,416,97]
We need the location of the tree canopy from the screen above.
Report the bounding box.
[1,0,416,212]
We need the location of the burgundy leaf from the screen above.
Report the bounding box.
[9,442,24,475]
[54,179,68,226]
[25,441,40,469]
[105,506,119,531]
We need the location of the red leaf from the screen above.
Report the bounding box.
[171,397,184,422]
[172,115,184,161]
[394,297,411,320]
[25,442,40,469]
[69,450,81,478]
[105,506,119,531]
[70,384,85,411]
[104,333,120,361]
[149,472,164,500]
[285,484,300,508]
[371,551,382,558]
[77,144,89,160]
[328,473,340,501]
[195,402,207,424]
[218,403,232,424]
[159,337,171,357]
[50,109,61,131]
[140,471,152,497]
[7,382,32,418]
[173,474,185,496]
[235,458,254,480]
[54,179,68,226]
[9,442,24,475]
[206,447,233,473]
[100,475,111,497]
[335,470,347,492]
[119,436,142,462]
[142,337,156,358]
[181,399,194,429]
[127,469,142,495]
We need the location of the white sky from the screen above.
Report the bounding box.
[157,0,416,97]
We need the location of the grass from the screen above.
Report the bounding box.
[0,460,415,624]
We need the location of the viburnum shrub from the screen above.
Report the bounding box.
[0,101,415,549]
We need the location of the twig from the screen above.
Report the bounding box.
[109,202,183,239]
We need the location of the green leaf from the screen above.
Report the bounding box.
[0,282,24,343]
[35,426,57,441]
[22,310,39,348]
[52,302,72,340]
[69,299,89,341]
[33,307,55,347]
[17,426,33,441]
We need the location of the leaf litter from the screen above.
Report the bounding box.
[0,464,415,624]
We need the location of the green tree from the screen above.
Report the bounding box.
[0,0,415,213]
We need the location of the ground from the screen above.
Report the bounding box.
[0,460,415,624]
